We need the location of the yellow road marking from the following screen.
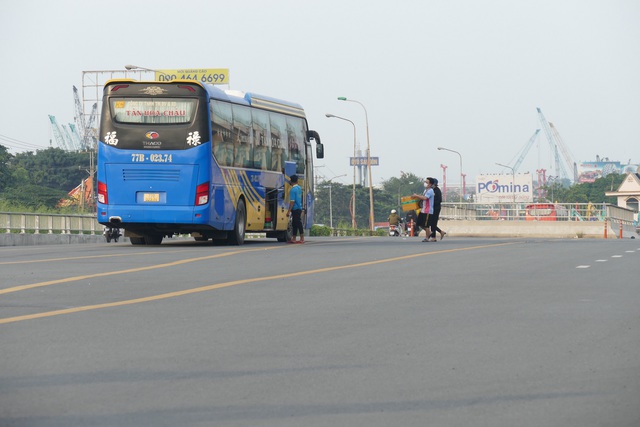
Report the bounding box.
[0,247,280,295]
[0,242,516,325]
[0,251,163,265]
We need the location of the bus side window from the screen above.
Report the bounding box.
[286,116,306,174]
[269,112,288,172]
[252,109,271,170]
[211,101,233,166]
[212,131,224,162]
[232,105,253,168]
[271,148,282,172]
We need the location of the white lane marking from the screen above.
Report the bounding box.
[612,255,623,258]
[595,259,607,262]
[576,265,591,269]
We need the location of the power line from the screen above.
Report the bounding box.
[0,133,47,152]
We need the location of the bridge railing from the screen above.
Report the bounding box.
[1,212,101,235]
[440,202,637,226]
[3,204,638,236]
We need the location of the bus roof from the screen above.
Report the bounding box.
[207,86,306,118]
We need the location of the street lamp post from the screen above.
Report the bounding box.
[327,174,347,228]
[325,114,357,229]
[338,97,375,231]
[437,147,463,203]
[496,162,516,204]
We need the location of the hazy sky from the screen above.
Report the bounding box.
[1,0,638,187]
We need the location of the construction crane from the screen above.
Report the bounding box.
[68,123,83,150]
[73,86,87,147]
[73,86,98,150]
[536,108,576,183]
[549,122,578,182]
[507,129,540,172]
[48,115,70,151]
[84,102,98,150]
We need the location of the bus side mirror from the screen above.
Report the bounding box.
[307,130,324,159]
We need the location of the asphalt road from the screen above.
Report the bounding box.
[1,236,639,426]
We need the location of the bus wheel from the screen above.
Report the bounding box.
[278,217,294,242]
[194,236,209,242]
[145,234,163,245]
[277,220,293,242]
[227,199,246,245]
[130,237,145,245]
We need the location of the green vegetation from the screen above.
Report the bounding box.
[540,175,626,204]
[0,146,92,212]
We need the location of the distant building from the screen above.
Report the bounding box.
[605,172,640,213]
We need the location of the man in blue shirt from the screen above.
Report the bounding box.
[286,174,304,243]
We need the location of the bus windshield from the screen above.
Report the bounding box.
[99,81,209,151]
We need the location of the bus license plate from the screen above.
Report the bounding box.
[144,193,160,202]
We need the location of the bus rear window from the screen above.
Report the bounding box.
[110,98,197,124]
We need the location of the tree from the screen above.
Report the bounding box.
[11,147,90,191]
[1,146,92,210]
[0,144,15,192]
[542,174,626,204]
[2,184,68,209]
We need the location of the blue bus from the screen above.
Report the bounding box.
[97,79,323,245]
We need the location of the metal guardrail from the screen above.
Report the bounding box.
[2,204,638,236]
[440,202,637,226]
[1,212,101,235]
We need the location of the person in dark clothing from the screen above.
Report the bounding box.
[286,174,304,243]
[404,209,419,236]
[429,178,446,240]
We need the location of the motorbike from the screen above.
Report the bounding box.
[388,223,402,237]
[103,227,121,243]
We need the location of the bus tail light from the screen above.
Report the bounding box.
[195,182,209,206]
[97,181,108,204]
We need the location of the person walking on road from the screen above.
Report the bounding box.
[286,174,304,244]
[429,178,446,240]
[412,178,435,242]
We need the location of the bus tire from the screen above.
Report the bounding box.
[277,219,294,242]
[227,199,246,245]
[130,237,145,245]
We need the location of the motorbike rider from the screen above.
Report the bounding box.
[388,209,403,234]
[388,209,401,226]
